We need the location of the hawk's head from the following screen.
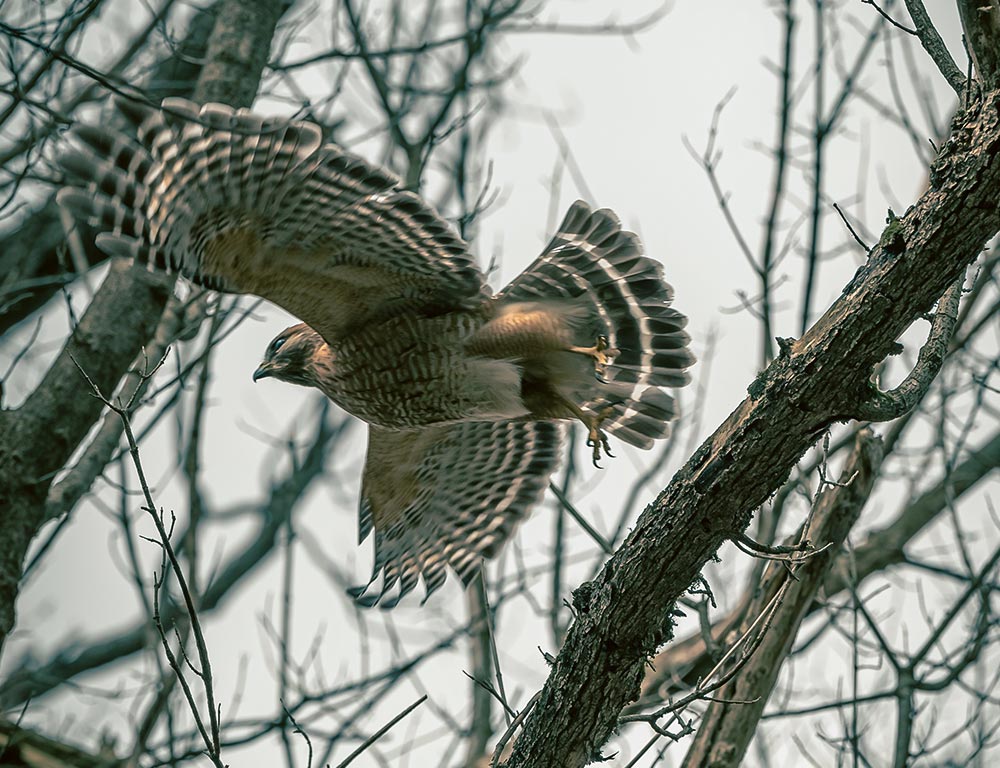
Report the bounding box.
[253,323,329,387]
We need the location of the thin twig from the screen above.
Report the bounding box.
[547,481,613,555]
[833,202,872,253]
[862,0,917,34]
[70,350,224,765]
[332,695,427,768]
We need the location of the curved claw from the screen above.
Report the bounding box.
[587,439,604,469]
[586,428,614,469]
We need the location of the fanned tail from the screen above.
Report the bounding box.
[499,200,694,449]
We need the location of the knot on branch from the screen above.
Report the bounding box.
[571,580,596,615]
[849,276,963,422]
[877,209,906,256]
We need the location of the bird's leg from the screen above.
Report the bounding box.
[584,404,617,468]
[556,395,616,468]
[568,335,618,381]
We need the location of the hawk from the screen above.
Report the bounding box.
[58,97,694,606]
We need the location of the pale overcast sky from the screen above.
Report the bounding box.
[3,2,989,766]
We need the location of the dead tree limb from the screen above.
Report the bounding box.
[634,426,1000,706]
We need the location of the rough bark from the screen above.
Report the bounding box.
[502,89,1000,767]
[0,0,289,660]
[680,430,883,768]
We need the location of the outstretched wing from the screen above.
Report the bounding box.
[58,97,487,340]
[352,420,565,607]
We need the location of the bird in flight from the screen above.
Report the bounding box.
[59,97,694,607]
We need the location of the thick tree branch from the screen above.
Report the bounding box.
[501,89,1000,766]
[0,262,170,658]
[42,294,202,525]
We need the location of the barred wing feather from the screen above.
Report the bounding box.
[58,97,487,341]
[353,420,564,607]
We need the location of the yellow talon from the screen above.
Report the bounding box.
[554,392,618,468]
[585,403,616,468]
[586,427,614,468]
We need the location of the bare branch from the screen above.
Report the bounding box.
[903,0,966,94]
[853,275,963,420]
[679,430,883,767]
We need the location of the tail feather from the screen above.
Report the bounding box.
[598,384,677,448]
[500,200,694,448]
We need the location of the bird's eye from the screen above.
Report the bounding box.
[270,336,286,356]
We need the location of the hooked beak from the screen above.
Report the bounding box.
[253,363,274,382]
